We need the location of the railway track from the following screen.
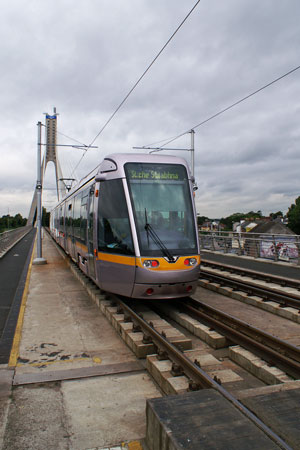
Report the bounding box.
[201,260,300,291]
[41,235,299,450]
[105,295,295,450]
[7,230,299,450]
[200,260,300,311]
[46,236,300,448]
[177,297,300,380]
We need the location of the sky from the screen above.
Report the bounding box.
[1,0,300,219]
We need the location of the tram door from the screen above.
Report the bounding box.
[87,185,96,279]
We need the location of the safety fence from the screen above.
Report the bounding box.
[0,226,33,258]
[199,230,300,265]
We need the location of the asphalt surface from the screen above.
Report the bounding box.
[0,228,36,364]
[201,250,300,280]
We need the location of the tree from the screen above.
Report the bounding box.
[270,211,283,220]
[220,211,263,231]
[13,213,26,227]
[0,213,27,232]
[197,215,209,226]
[42,207,50,227]
[287,197,300,234]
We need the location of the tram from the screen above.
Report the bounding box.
[50,153,200,299]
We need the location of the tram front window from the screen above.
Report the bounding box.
[125,163,197,257]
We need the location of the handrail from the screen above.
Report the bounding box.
[199,230,300,265]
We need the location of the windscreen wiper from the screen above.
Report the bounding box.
[144,210,175,262]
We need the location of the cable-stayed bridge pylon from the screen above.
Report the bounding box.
[27,108,66,225]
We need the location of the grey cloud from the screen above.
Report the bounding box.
[1,0,300,218]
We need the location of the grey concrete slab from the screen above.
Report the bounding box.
[13,361,144,385]
[15,235,138,374]
[0,369,14,449]
[62,372,160,450]
[2,384,70,450]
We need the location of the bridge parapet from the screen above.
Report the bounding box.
[199,230,300,265]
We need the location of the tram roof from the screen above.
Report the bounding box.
[95,153,191,181]
[53,152,191,209]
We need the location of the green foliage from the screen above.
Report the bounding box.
[287,197,300,234]
[197,215,209,226]
[0,213,27,233]
[270,211,283,220]
[220,211,262,231]
[42,207,50,227]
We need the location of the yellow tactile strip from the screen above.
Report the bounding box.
[88,440,143,450]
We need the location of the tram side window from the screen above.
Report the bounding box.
[54,210,57,229]
[98,179,134,255]
[55,209,59,231]
[88,186,95,245]
[73,194,81,239]
[66,202,73,238]
[80,191,89,244]
[59,206,64,232]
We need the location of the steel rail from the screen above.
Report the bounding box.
[181,298,300,380]
[200,270,300,310]
[112,295,292,450]
[201,259,300,290]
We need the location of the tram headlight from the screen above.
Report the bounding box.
[184,258,197,266]
[143,260,160,268]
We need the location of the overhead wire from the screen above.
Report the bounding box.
[69,0,202,178]
[88,0,201,148]
[142,63,300,149]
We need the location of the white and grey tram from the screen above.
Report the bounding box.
[50,153,200,299]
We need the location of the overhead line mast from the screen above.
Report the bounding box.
[134,129,196,186]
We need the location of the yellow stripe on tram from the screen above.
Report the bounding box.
[97,252,136,266]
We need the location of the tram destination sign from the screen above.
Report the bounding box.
[125,163,186,181]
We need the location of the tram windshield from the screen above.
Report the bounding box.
[125,162,197,257]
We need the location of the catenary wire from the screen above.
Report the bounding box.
[69,0,202,178]
[87,0,201,150]
[142,63,300,149]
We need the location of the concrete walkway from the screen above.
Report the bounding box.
[0,232,160,450]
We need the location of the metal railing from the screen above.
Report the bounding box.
[0,226,33,258]
[199,230,300,265]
